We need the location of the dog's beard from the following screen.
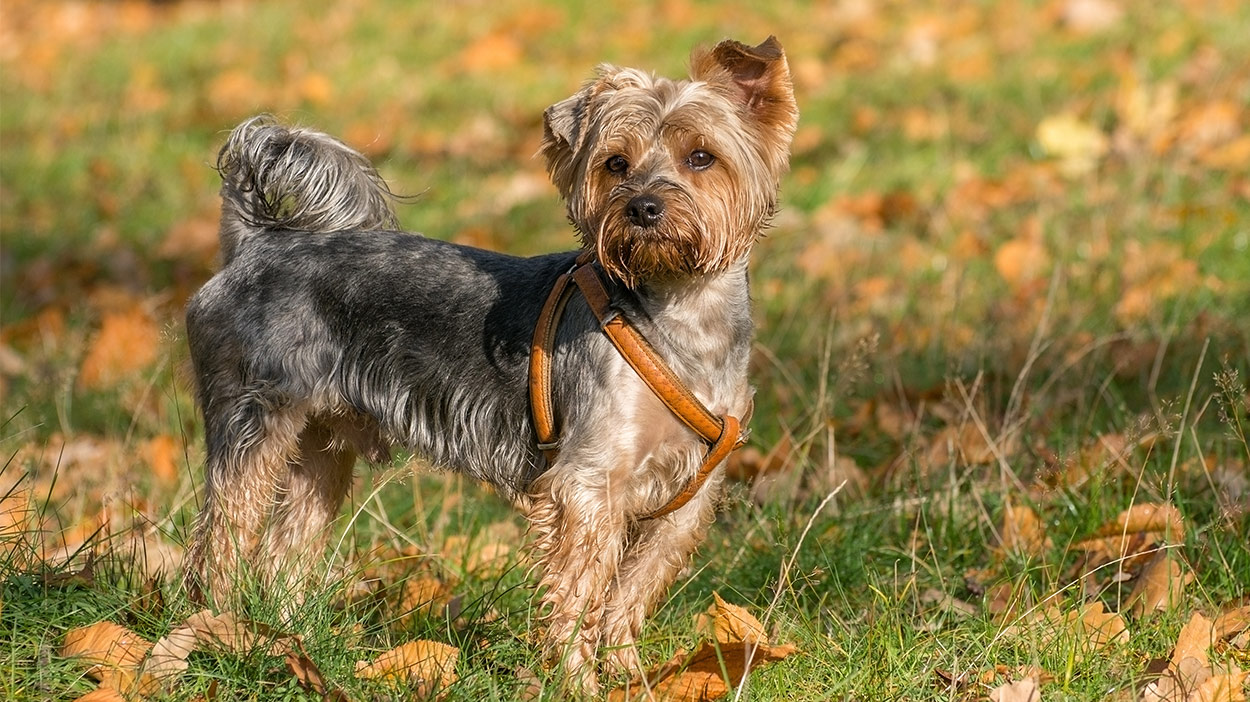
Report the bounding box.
[585,188,719,287]
[594,221,702,287]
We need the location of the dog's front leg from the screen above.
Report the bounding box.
[526,464,630,694]
[601,472,723,675]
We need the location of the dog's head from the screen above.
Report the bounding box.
[540,37,798,287]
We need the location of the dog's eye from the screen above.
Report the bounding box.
[687,150,716,171]
[605,155,629,174]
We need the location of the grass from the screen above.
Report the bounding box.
[3,0,1250,699]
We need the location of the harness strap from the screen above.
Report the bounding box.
[529,257,749,521]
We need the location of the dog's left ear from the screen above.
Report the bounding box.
[690,36,798,148]
[540,83,595,199]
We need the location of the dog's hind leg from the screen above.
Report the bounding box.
[258,417,356,598]
[184,404,306,608]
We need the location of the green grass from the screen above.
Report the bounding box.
[3,0,1250,699]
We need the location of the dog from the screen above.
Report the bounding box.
[183,36,797,691]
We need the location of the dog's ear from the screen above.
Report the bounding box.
[690,37,798,149]
[540,81,596,199]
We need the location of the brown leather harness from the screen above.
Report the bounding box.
[528,254,750,521]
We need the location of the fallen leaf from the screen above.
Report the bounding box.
[616,595,796,700]
[696,592,769,645]
[78,305,161,390]
[609,640,798,702]
[1127,551,1193,617]
[1007,602,1128,653]
[286,639,351,701]
[141,435,181,485]
[355,640,459,690]
[1142,656,1210,702]
[1215,603,1250,640]
[1192,666,1247,702]
[998,499,1053,559]
[137,624,198,694]
[1172,612,1215,670]
[396,576,452,623]
[1037,113,1108,176]
[180,609,298,657]
[990,677,1042,702]
[1061,0,1123,33]
[61,621,153,692]
[1075,503,1185,574]
[72,688,128,702]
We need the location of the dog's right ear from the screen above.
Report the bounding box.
[540,83,595,199]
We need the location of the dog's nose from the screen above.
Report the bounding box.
[625,194,665,228]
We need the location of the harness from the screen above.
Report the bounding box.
[528,254,750,521]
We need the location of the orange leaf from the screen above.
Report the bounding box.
[705,592,768,645]
[72,688,128,702]
[142,435,180,484]
[610,641,797,702]
[1214,603,1250,641]
[355,640,459,689]
[78,305,161,389]
[61,621,153,691]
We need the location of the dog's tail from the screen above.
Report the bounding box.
[215,115,399,264]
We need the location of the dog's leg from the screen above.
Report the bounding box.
[257,418,356,599]
[527,465,631,694]
[601,474,723,675]
[184,406,306,608]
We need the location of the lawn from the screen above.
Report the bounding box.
[2,0,1248,700]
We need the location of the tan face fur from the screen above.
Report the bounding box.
[541,37,799,287]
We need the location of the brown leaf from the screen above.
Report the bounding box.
[1071,602,1130,652]
[73,688,129,702]
[1127,551,1193,617]
[286,639,352,701]
[989,677,1042,702]
[61,621,153,692]
[1215,604,1250,641]
[610,641,797,702]
[1100,502,1185,534]
[355,640,459,690]
[998,499,1053,559]
[1172,612,1215,670]
[1192,666,1247,702]
[181,609,298,657]
[136,624,198,694]
[1007,602,1128,653]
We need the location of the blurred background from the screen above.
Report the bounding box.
[3,0,1249,545]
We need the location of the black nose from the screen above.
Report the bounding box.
[625,194,665,228]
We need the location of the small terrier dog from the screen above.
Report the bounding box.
[184,37,797,689]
